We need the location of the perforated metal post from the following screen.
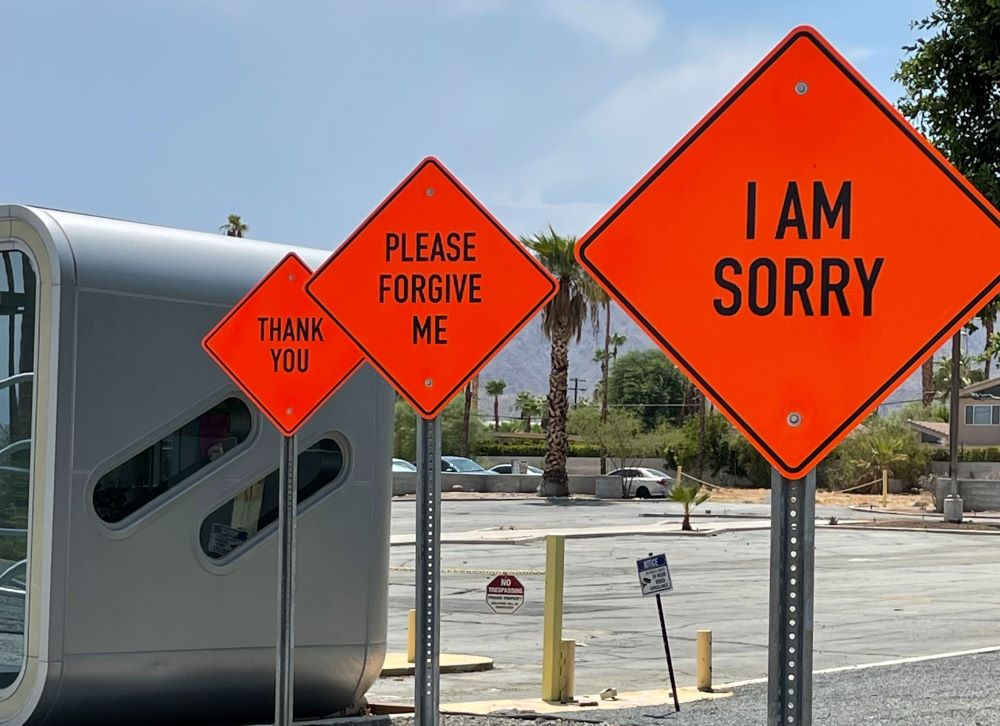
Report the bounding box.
[275,434,297,726]
[415,417,442,726]
[768,468,815,726]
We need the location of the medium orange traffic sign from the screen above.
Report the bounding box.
[577,26,1000,478]
[203,253,364,436]
[307,158,558,418]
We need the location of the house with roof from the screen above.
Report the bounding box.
[908,376,1000,448]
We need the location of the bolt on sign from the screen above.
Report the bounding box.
[576,26,1000,478]
[203,253,364,435]
[307,157,558,418]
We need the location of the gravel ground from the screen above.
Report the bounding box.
[391,652,1000,726]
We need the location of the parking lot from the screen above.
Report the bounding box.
[370,497,1000,707]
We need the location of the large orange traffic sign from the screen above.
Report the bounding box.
[307,158,558,418]
[203,253,364,436]
[577,26,1000,478]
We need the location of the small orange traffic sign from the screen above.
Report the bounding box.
[577,26,1000,478]
[203,253,364,436]
[307,158,558,419]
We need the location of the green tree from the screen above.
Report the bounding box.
[667,482,710,531]
[822,417,931,491]
[933,353,986,400]
[219,214,248,238]
[485,379,506,431]
[393,399,416,461]
[895,2,1000,400]
[523,228,599,496]
[515,391,542,432]
[608,349,686,430]
[573,407,659,496]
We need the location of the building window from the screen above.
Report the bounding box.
[0,250,37,688]
[200,438,345,559]
[964,404,1000,426]
[93,398,252,523]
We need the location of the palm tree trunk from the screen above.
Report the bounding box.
[540,320,571,497]
[986,319,995,379]
[600,301,610,475]
[461,383,472,456]
[493,396,500,431]
[682,510,692,531]
[922,359,935,406]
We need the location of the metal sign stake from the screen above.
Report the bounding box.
[654,593,681,713]
[275,433,298,726]
[767,468,815,725]
[415,416,442,726]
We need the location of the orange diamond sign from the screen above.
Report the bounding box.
[203,253,363,436]
[307,158,558,418]
[577,26,1000,478]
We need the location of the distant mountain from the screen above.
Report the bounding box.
[477,303,990,422]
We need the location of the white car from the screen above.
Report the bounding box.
[608,467,675,499]
[392,458,417,473]
[489,463,543,475]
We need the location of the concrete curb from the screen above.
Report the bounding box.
[380,653,494,677]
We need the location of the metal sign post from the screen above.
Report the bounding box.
[767,468,815,726]
[415,416,442,726]
[275,434,298,726]
[654,594,680,713]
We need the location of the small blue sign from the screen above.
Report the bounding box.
[636,553,672,596]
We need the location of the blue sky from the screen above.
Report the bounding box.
[2,0,935,249]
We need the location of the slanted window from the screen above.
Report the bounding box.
[965,404,1000,426]
[200,438,345,559]
[93,398,252,523]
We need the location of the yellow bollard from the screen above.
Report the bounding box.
[560,640,576,702]
[407,608,416,664]
[882,468,888,509]
[677,465,683,486]
[541,534,566,701]
[696,629,713,691]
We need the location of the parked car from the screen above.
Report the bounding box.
[489,463,543,475]
[608,467,674,498]
[392,458,417,473]
[441,456,497,474]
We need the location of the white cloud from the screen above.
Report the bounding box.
[512,28,775,210]
[539,0,665,53]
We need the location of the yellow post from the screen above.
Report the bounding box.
[407,608,416,664]
[696,629,712,691]
[541,534,565,701]
[560,640,576,702]
[882,468,888,509]
[677,465,683,486]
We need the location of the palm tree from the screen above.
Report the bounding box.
[486,380,506,431]
[515,391,542,432]
[933,354,986,401]
[220,214,248,238]
[523,228,599,497]
[979,300,1000,377]
[667,482,710,531]
[609,332,627,361]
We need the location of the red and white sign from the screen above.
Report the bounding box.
[576,26,1000,478]
[306,158,558,419]
[202,253,364,436]
[486,574,524,614]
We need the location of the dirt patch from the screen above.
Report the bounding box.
[703,488,933,511]
[836,518,1000,531]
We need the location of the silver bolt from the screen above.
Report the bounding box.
[424,378,434,387]
[425,187,435,197]
[288,274,296,282]
[787,412,802,427]
[286,407,294,415]
[794,81,808,95]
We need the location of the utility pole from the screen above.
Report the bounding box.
[569,377,586,408]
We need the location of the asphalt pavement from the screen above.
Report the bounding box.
[372,497,1000,713]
